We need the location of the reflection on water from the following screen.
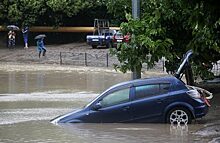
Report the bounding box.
[0,121,206,143]
[57,123,199,143]
[1,70,130,94]
[0,69,219,143]
[170,124,189,139]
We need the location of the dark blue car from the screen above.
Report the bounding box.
[51,50,210,124]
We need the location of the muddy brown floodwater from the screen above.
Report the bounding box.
[0,63,219,143]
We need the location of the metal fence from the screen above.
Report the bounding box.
[58,52,220,77]
[59,52,120,67]
[58,51,166,72]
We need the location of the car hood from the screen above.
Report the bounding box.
[50,109,82,124]
[175,50,193,79]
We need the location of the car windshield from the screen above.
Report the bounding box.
[116,32,122,36]
[83,87,111,108]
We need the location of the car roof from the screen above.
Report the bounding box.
[108,76,181,90]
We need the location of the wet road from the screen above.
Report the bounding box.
[0,64,219,143]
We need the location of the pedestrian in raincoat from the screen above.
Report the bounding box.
[22,26,29,49]
[37,38,47,58]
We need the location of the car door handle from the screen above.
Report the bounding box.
[123,106,130,111]
[157,99,163,103]
[157,97,170,103]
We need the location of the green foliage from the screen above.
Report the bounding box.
[163,0,220,79]
[111,12,173,74]
[108,0,220,80]
[106,0,131,22]
[45,0,92,26]
[19,0,46,26]
[8,3,22,23]
[0,0,45,26]
[0,0,96,26]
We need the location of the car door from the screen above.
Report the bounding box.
[131,83,170,122]
[97,87,132,123]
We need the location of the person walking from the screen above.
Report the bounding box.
[36,37,47,58]
[8,30,16,49]
[22,25,29,49]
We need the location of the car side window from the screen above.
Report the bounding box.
[100,88,130,107]
[135,84,160,99]
[135,83,171,100]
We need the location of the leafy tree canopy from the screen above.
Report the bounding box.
[109,0,220,80]
[0,0,98,26]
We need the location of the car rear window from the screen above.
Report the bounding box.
[135,83,170,100]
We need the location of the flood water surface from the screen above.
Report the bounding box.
[0,65,220,143]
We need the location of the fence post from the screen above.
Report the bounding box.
[60,52,62,65]
[106,53,109,67]
[85,52,87,66]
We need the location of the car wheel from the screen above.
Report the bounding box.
[167,107,192,125]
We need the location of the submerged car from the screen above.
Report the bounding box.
[51,50,211,124]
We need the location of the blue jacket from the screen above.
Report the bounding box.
[37,39,46,52]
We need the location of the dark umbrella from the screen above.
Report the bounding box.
[34,34,46,40]
[7,25,19,31]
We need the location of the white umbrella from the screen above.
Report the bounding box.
[35,34,46,40]
[7,25,19,30]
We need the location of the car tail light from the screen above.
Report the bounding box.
[203,96,211,107]
[113,35,116,42]
[186,85,212,107]
[186,89,201,99]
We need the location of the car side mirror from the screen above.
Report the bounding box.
[92,102,102,110]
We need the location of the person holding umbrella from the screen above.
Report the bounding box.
[35,34,47,58]
[7,25,19,49]
[8,30,16,48]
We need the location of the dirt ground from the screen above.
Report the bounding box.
[0,42,166,74]
[0,42,109,64]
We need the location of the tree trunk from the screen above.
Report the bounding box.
[132,66,141,80]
